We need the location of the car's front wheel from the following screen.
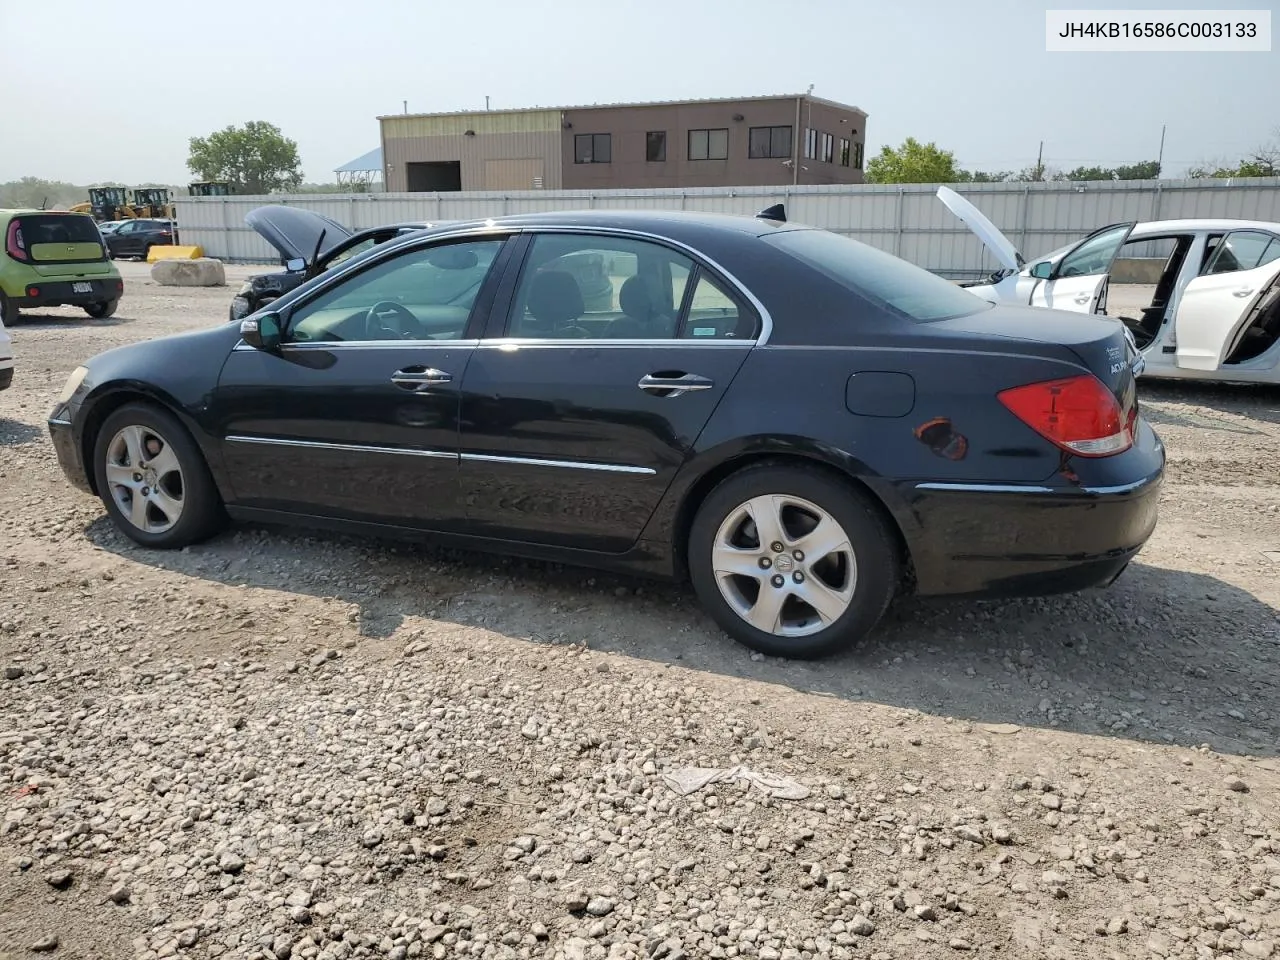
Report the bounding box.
[688,463,901,659]
[92,403,226,548]
[85,300,118,319]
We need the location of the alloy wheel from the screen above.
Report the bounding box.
[711,494,857,637]
[104,424,185,534]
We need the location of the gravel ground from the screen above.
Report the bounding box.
[1,263,1279,960]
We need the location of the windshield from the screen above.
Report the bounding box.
[763,228,990,322]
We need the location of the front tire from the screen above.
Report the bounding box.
[687,463,901,659]
[85,300,117,319]
[91,403,225,548]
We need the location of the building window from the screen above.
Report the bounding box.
[574,133,611,164]
[646,131,667,162]
[748,125,793,159]
[820,132,834,164]
[688,128,728,161]
[804,127,817,160]
[853,141,864,169]
[839,138,850,167]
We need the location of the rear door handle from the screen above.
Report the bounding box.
[1074,295,1092,304]
[638,372,714,397]
[391,366,452,390]
[1233,288,1255,298]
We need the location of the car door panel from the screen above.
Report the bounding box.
[209,234,515,529]
[213,342,471,527]
[1031,222,1135,314]
[458,342,750,552]
[1175,259,1280,370]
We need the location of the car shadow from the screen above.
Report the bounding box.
[85,513,1280,760]
[0,419,41,445]
[1140,379,1280,427]
[9,310,134,328]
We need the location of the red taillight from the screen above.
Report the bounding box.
[997,374,1133,458]
[27,286,40,298]
[5,221,29,263]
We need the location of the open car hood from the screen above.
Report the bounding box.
[245,205,352,265]
[936,186,1024,273]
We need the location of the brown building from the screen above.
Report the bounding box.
[378,94,867,193]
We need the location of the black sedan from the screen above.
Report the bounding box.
[47,207,1164,658]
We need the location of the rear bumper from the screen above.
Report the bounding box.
[13,276,124,308]
[902,423,1165,599]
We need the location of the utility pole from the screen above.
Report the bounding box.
[485,95,490,111]
[403,100,407,114]
[1036,140,1044,180]
[1157,124,1166,176]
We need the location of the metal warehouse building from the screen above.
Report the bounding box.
[378,93,868,193]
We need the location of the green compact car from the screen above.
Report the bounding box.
[1,210,124,322]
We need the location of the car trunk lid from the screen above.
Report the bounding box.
[931,303,1140,424]
[11,213,111,276]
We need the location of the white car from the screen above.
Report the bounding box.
[937,186,1280,384]
[0,315,11,391]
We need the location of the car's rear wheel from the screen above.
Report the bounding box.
[0,291,12,326]
[85,300,117,319]
[688,464,900,658]
[139,245,151,262]
[92,403,225,548]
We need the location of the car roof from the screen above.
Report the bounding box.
[411,208,804,240]
[1132,218,1280,235]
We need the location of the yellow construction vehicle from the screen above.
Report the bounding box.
[188,181,231,197]
[68,187,136,221]
[131,188,175,219]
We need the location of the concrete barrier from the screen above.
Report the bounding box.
[1112,258,1166,284]
[150,257,226,287]
[148,245,205,262]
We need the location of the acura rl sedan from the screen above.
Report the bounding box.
[47,207,1165,658]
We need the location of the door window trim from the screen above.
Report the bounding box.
[1201,229,1280,275]
[479,227,769,346]
[1049,221,1136,281]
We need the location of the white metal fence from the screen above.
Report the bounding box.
[173,178,1280,278]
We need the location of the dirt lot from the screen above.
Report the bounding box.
[1,262,1279,960]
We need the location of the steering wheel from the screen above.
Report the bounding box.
[363,300,422,340]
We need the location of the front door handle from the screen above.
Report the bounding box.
[1074,295,1092,304]
[391,366,452,390]
[638,372,714,397]
[1233,288,1255,298]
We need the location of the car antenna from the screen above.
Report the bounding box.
[755,203,786,223]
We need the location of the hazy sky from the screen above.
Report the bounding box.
[3,0,1276,185]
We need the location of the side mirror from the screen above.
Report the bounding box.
[240,312,282,351]
[286,257,306,273]
[1030,261,1054,280]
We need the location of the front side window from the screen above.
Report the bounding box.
[285,238,505,343]
[688,128,728,161]
[764,228,990,323]
[574,133,611,164]
[1057,224,1132,278]
[506,233,756,340]
[1204,230,1280,274]
[749,126,792,159]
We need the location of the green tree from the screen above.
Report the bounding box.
[0,177,87,209]
[187,121,303,195]
[865,137,963,184]
[1113,160,1161,180]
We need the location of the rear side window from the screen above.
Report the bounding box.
[763,228,990,322]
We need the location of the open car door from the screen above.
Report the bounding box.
[1174,257,1280,370]
[1029,222,1135,314]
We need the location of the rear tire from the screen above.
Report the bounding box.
[85,300,117,319]
[687,463,900,659]
[91,402,226,549]
[139,245,151,262]
[0,291,13,326]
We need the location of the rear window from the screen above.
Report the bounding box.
[17,214,103,245]
[763,228,991,322]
